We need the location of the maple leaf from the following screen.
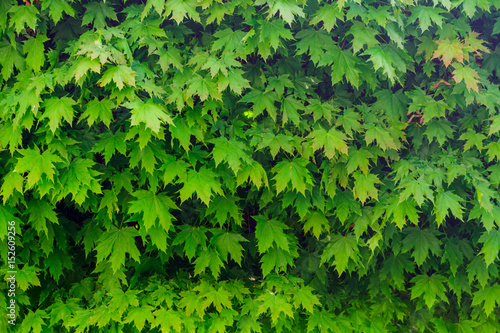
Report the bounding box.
[346,148,373,174]
[42,0,75,24]
[26,199,58,236]
[402,227,442,266]
[16,265,41,291]
[82,2,118,29]
[195,281,233,313]
[217,69,250,95]
[125,306,155,332]
[165,0,200,24]
[95,227,141,273]
[236,160,269,189]
[0,171,24,204]
[72,57,102,82]
[478,229,500,267]
[14,147,63,188]
[310,4,344,32]
[323,45,361,87]
[254,215,290,253]
[210,137,252,174]
[348,21,379,54]
[186,74,221,101]
[8,5,38,34]
[321,234,360,275]
[211,230,248,265]
[256,132,295,159]
[0,39,25,81]
[194,246,224,279]
[19,309,47,333]
[23,34,49,73]
[172,225,208,260]
[462,0,490,18]
[41,97,76,133]
[362,46,396,83]
[179,167,223,205]
[352,171,381,204]
[408,6,445,32]
[303,211,330,239]
[433,190,464,227]
[205,195,243,226]
[472,284,500,317]
[80,98,114,128]
[271,158,314,195]
[257,292,294,324]
[98,65,136,90]
[308,127,349,159]
[410,274,448,309]
[365,124,398,151]
[123,99,173,134]
[432,38,465,67]
[398,175,435,207]
[128,190,177,232]
[258,19,294,59]
[293,285,320,313]
[452,63,480,92]
[295,29,330,64]
[267,0,304,25]
[240,89,279,120]
[153,308,182,333]
[307,310,339,333]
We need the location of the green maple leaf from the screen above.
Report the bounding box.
[281,95,303,126]
[109,289,139,316]
[80,98,114,127]
[210,137,252,174]
[165,0,200,24]
[236,160,269,189]
[172,225,208,260]
[409,6,445,32]
[308,127,349,159]
[256,132,295,159]
[27,199,58,236]
[240,89,279,120]
[362,46,396,83]
[478,229,500,267]
[398,175,435,206]
[42,0,75,24]
[390,199,420,229]
[98,65,136,90]
[402,227,442,266]
[92,131,127,164]
[453,63,480,92]
[257,292,294,324]
[293,285,321,313]
[179,167,223,205]
[295,29,330,64]
[194,246,224,279]
[1,171,24,203]
[186,74,221,101]
[472,284,500,316]
[95,227,141,273]
[365,124,398,151]
[23,34,49,73]
[373,89,409,120]
[19,309,47,333]
[156,47,183,73]
[258,19,294,59]
[217,69,251,95]
[123,99,173,134]
[47,300,80,327]
[462,0,490,18]
[0,39,25,81]
[211,230,248,265]
[205,195,243,226]
[348,21,379,54]
[198,285,233,316]
[153,308,182,333]
[125,306,155,332]
[268,0,304,25]
[323,45,360,87]
[14,147,63,188]
[160,154,189,184]
[8,5,38,34]
[433,190,464,226]
[424,119,455,146]
[255,216,290,253]
[320,234,360,275]
[305,99,334,124]
[41,97,76,133]
[303,211,330,239]
[307,310,338,333]
[489,114,500,136]
[310,4,344,32]
[352,171,381,204]
[346,148,373,174]
[128,190,177,232]
[129,144,158,174]
[380,253,415,290]
[468,255,490,287]
[271,158,314,195]
[16,265,41,291]
[410,274,448,309]
[72,57,102,82]
[82,2,117,29]
[212,28,246,53]
[432,38,465,67]
[486,141,500,162]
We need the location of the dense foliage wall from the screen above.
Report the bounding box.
[1,0,500,331]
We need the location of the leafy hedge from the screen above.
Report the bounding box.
[1,0,500,331]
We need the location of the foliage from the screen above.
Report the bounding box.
[1,0,500,331]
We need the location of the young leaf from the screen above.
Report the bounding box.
[271,158,314,195]
[308,127,349,159]
[95,227,141,273]
[478,229,500,267]
[433,190,464,227]
[257,292,294,325]
[410,274,448,309]
[472,285,500,317]
[123,99,174,134]
[14,148,63,188]
[254,215,289,253]
[402,227,442,266]
[41,97,76,133]
[179,167,223,205]
[128,190,177,232]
